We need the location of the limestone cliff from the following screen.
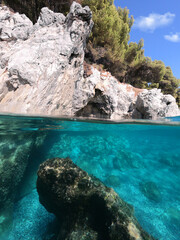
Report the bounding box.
[0,3,179,119]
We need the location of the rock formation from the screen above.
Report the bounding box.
[0,117,46,237]
[0,3,93,115]
[132,88,180,119]
[76,68,180,119]
[37,157,155,240]
[139,181,162,203]
[0,3,179,119]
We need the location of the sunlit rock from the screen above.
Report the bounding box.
[133,89,180,119]
[0,4,179,119]
[0,3,93,116]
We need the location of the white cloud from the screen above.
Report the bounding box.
[164,33,180,42]
[134,12,175,32]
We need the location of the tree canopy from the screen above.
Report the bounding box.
[82,0,180,105]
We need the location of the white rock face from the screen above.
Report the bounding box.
[0,4,179,119]
[132,89,180,119]
[0,6,33,41]
[75,67,144,119]
[0,3,93,115]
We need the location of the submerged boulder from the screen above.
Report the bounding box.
[37,157,155,240]
[139,181,162,203]
[0,127,46,237]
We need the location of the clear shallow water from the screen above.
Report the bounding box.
[0,115,180,240]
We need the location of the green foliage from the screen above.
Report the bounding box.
[143,61,179,97]
[4,0,45,22]
[82,0,133,61]
[124,39,144,65]
[150,60,166,84]
[82,0,179,105]
[159,67,179,95]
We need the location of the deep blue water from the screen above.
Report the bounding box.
[0,115,180,240]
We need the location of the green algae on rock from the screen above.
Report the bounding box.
[37,157,155,240]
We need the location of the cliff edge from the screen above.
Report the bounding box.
[0,3,179,119]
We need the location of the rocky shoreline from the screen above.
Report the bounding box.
[0,3,179,120]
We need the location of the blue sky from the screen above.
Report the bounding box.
[114,0,180,79]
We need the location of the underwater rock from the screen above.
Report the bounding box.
[37,157,155,240]
[139,181,162,203]
[105,175,121,188]
[113,151,143,170]
[166,207,180,224]
[0,131,46,236]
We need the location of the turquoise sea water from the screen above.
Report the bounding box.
[0,115,180,240]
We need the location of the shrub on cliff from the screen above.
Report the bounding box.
[82,0,134,62]
[82,0,180,104]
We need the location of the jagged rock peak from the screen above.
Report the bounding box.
[36,2,93,29]
[36,7,66,27]
[66,2,92,22]
[0,5,33,41]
